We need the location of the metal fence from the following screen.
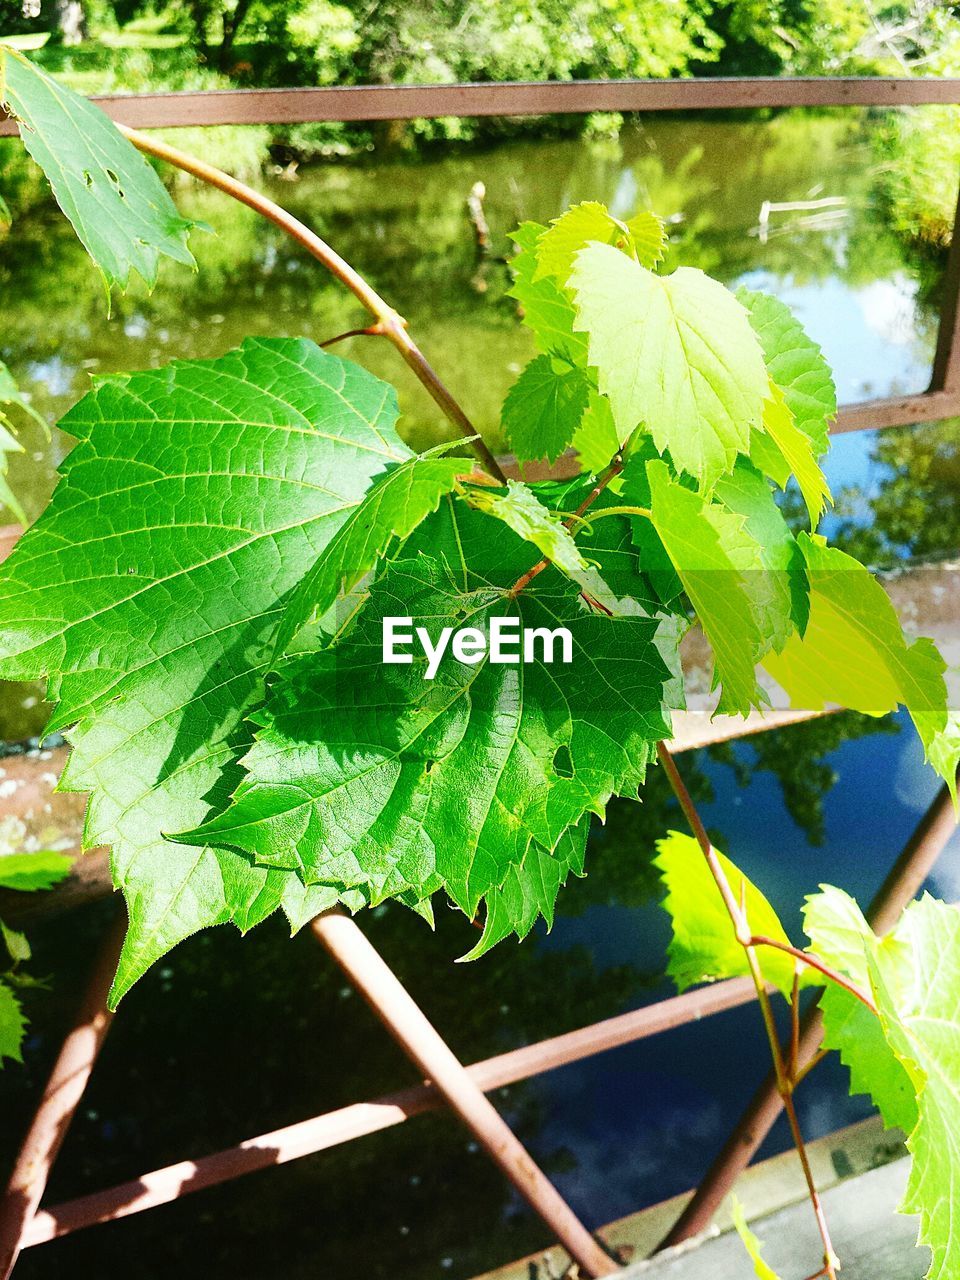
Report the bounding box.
[1,74,959,1280]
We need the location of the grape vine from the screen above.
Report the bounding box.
[0,48,958,1278]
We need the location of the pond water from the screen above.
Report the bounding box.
[2,111,960,1279]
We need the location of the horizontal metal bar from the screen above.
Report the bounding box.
[22,977,758,1246]
[833,389,960,434]
[2,77,960,136]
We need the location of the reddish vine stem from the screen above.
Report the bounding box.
[656,741,839,1280]
[319,324,385,347]
[507,452,625,598]
[750,933,877,1014]
[120,126,508,485]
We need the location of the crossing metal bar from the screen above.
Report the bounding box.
[19,977,758,1247]
[0,912,125,1279]
[311,910,618,1278]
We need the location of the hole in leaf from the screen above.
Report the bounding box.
[553,744,574,778]
[424,759,436,775]
[82,171,94,188]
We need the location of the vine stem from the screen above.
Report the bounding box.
[655,741,840,1280]
[749,934,877,1014]
[507,452,624,598]
[120,125,507,485]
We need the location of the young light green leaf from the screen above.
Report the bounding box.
[763,535,959,796]
[0,850,72,892]
[508,222,588,364]
[737,287,836,459]
[760,383,832,528]
[570,244,768,489]
[571,390,620,473]
[625,211,668,270]
[868,896,960,1280]
[534,201,625,283]
[0,49,198,296]
[647,460,786,716]
[274,446,466,655]
[655,830,798,998]
[500,354,591,463]
[185,533,680,925]
[731,1196,783,1280]
[0,980,26,1066]
[534,203,667,285]
[803,885,918,1133]
[466,479,626,614]
[713,459,809,644]
[0,338,410,1003]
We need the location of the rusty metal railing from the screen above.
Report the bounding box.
[1,74,959,1279]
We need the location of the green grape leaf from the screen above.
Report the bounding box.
[763,535,959,796]
[0,980,26,1066]
[0,851,72,892]
[760,383,832,528]
[803,885,918,1133]
[625,211,668,270]
[0,338,412,1003]
[0,49,198,296]
[466,479,626,615]
[0,359,46,525]
[534,201,626,283]
[868,896,960,1280]
[185,534,680,925]
[462,817,589,961]
[731,1196,782,1280]
[713,460,809,644]
[571,389,620,474]
[647,459,790,716]
[508,222,588,363]
[655,830,798,998]
[570,243,769,489]
[1,920,30,964]
[274,445,465,655]
[500,354,590,463]
[737,287,836,459]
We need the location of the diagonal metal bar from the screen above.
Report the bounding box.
[0,910,126,1279]
[311,910,618,1278]
[659,778,959,1250]
[20,977,757,1247]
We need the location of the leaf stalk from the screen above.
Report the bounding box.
[656,741,841,1280]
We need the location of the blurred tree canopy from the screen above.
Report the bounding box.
[7,0,960,85]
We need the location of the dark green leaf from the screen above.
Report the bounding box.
[0,338,411,1002]
[500,355,590,463]
[185,531,680,928]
